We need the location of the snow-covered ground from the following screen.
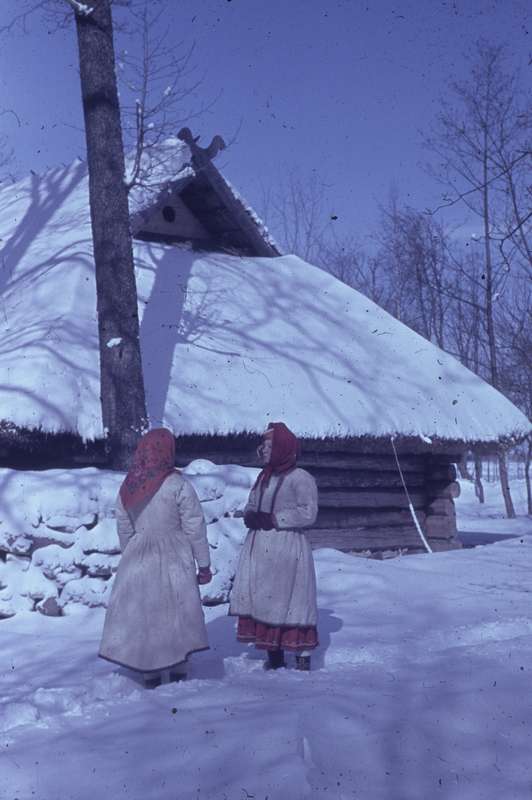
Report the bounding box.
[456,474,531,537]
[0,462,258,618]
[1,472,532,800]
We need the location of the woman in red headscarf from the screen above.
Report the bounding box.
[99,428,212,688]
[229,422,319,670]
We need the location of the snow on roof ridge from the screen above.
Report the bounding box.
[221,175,280,254]
[126,137,194,218]
[2,139,274,252]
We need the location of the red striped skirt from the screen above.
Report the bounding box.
[237,615,318,651]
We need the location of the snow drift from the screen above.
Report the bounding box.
[0,461,257,618]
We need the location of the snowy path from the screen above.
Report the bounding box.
[2,539,532,800]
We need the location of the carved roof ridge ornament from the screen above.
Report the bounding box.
[176,126,279,258]
[177,127,226,162]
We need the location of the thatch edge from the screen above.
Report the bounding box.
[1,422,529,471]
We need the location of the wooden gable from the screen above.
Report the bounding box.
[132,129,280,258]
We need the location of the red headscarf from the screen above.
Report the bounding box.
[119,428,177,513]
[254,421,299,489]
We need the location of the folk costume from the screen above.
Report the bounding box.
[229,422,319,669]
[99,428,211,686]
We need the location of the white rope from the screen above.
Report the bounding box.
[390,437,433,554]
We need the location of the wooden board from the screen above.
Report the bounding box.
[426,454,464,465]
[425,516,458,538]
[304,525,430,551]
[318,489,426,509]
[426,464,457,482]
[301,438,465,458]
[427,538,462,552]
[176,451,425,472]
[426,498,456,517]
[300,453,426,472]
[313,509,426,529]
[426,481,461,500]
[174,445,458,479]
[310,469,426,490]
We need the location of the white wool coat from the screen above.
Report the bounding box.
[229,468,319,627]
[99,471,210,672]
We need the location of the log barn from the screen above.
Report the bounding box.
[0,132,529,557]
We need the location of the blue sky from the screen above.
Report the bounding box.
[1,0,530,243]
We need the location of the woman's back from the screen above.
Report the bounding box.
[132,471,184,539]
[116,471,210,568]
[100,462,210,673]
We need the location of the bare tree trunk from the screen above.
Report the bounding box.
[422,45,530,518]
[481,133,517,518]
[473,452,485,504]
[481,142,499,389]
[525,437,532,516]
[75,0,147,469]
[497,450,516,518]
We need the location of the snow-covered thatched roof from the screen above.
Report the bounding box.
[0,153,529,446]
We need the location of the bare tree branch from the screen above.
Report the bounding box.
[425,150,530,217]
[119,0,216,192]
[63,0,94,15]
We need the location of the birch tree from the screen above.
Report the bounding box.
[2,0,213,468]
[260,169,335,265]
[2,1,149,467]
[425,42,531,518]
[373,198,452,349]
[118,0,209,194]
[72,0,148,468]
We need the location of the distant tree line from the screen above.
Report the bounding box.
[262,43,531,517]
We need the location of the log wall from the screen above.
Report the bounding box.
[300,449,463,556]
[172,439,465,557]
[1,428,465,558]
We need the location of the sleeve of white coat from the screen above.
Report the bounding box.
[274,470,318,530]
[176,479,211,568]
[116,494,136,552]
[243,485,259,514]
